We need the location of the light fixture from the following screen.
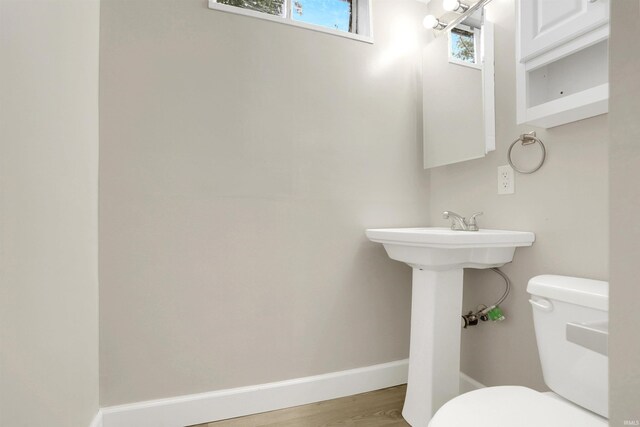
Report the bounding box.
[423,0,491,34]
[443,0,470,13]
[423,14,447,30]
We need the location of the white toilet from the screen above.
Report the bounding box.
[429,275,608,427]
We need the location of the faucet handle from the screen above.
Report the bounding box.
[467,212,483,230]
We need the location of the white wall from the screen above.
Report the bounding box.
[99,0,430,406]
[0,1,100,426]
[427,0,608,390]
[609,0,640,423]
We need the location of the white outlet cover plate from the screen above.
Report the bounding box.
[498,165,515,195]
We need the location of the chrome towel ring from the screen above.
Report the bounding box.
[507,131,546,174]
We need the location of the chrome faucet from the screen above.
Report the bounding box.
[442,211,483,231]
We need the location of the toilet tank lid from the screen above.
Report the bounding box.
[527,275,608,311]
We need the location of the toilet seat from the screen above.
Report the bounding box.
[428,386,607,427]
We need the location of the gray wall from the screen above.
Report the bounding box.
[99,0,430,406]
[609,0,640,423]
[0,1,100,426]
[428,0,609,390]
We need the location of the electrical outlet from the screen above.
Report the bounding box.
[497,165,515,195]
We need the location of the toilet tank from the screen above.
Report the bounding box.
[527,275,608,418]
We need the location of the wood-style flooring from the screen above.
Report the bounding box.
[191,385,410,427]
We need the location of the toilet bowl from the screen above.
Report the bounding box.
[429,275,608,427]
[429,386,606,426]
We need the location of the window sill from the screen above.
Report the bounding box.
[207,1,374,44]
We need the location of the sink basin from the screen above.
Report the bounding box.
[366,227,535,270]
[365,227,534,427]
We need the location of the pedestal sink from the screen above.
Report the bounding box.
[365,227,535,427]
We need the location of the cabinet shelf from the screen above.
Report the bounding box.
[522,83,608,129]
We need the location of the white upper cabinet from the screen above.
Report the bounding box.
[516,0,609,128]
[518,0,609,63]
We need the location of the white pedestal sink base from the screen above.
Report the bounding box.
[365,227,534,426]
[402,268,464,427]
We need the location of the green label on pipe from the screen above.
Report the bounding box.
[488,306,505,322]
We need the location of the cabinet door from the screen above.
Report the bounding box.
[518,0,609,62]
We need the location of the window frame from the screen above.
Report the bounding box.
[207,0,373,43]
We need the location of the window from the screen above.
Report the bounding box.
[208,0,372,42]
[448,24,481,69]
[292,0,352,33]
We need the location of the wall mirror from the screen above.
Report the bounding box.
[422,0,495,169]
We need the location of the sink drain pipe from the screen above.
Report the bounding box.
[461,268,511,328]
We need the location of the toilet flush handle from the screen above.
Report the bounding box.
[529,298,553,312]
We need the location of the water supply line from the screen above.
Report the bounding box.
[461,267,511,328]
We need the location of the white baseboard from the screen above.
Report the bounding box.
[89,410,103,427]
[101,359,410,427]
[459,372,486,394]
[100,362,486,427]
